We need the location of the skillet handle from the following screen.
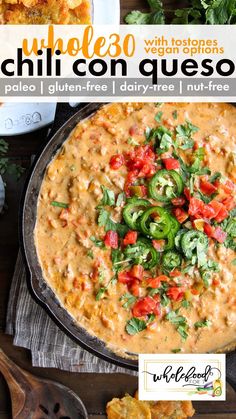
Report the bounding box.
[227,353,236,391]
[48,103,88,139]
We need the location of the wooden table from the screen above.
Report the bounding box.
[0,1,236,417]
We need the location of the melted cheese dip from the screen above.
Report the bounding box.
[35,103,236,357]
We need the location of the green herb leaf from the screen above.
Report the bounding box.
[147,313,156,323]
[181,299,190,309]
[0,139,9,154]
[96,287,107,301]
[127,137,139,146]
[90,236,105,248]
[155,111,163,123]
[87,250,94,259]
[97,208,128,237]
[176,120,199,150]
[51,201,69,209]
[166,310,189,341]
[171,348,181,353]
[100,186,115,206]
[116,192,126,207]
[194,319,212,329]
[172,110,178,120]
[126,317,147,335]
[125,10,153,24]
[120,293,137,309]
[209,172,221,183]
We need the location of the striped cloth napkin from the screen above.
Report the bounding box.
[6,252,137,374]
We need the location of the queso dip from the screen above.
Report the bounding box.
[35,103,236,357]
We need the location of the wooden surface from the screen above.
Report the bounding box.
[0,117,236,419]
[0,1,236,417]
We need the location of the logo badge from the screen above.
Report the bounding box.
[139,354,225,401]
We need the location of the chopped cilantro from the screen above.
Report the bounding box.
[194,319,212,329]
[120,293,137,309]
[127,137,139,146]
[51,201,69,209]
[145,125,173,153]
[87,250,94,259]
[96,287,107,301]
[100,185,115,206]
[166,310,189,341]
[176,120,198,150]
[126,317,147,335]
[116,192,126,207]
[182,300,190,309]
[98,268,105,283]
[97,208,128,237]
[147,313,156,323]
[155,111,163,123]
[209,172,221,183]
[172,110,178,120]
[218,214,236,251]
[171,348,181,353]
[90,236,105,248]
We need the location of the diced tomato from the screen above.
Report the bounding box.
[124,170,139,196]
[171,197,186,206]
[104,230,118,249]
[124,145,158,194]
[118,271,135,284]
[169,270,182,277]
[193,141,199,150]
[191,288,200,295]
[129,124,139,136]
[138,163,156,178]
[202,204,216,220]
[123,230,138,246]
[152,239,166,252]
[204,223,227,243]
[214,206,228,223]
[81,281,92,291]
[147,277,161,289]
[126,145,155,170]
[204,223,215,238]
[128,279,141,297]
[222,196,235,211]
[132,296,160,317]
[208,200,223,217]
[109,154,125,170]
[220,179,235,194]
[188,197,204,217]
[173,207,189,224]
[130,264,144,280]
[212,227,227,243]
[167,287,184,301]
[73,278,79,288]
[162,158,180,170]
[212,278,220,287]
[200,178,217,195]
[184,187,191,201]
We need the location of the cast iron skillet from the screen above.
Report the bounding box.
[20,102,137,371]
[20,103,236,380]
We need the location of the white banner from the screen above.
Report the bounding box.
[139,354,226,401]
[0,25,236,101]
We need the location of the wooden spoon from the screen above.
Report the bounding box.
[0,348,88,419]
